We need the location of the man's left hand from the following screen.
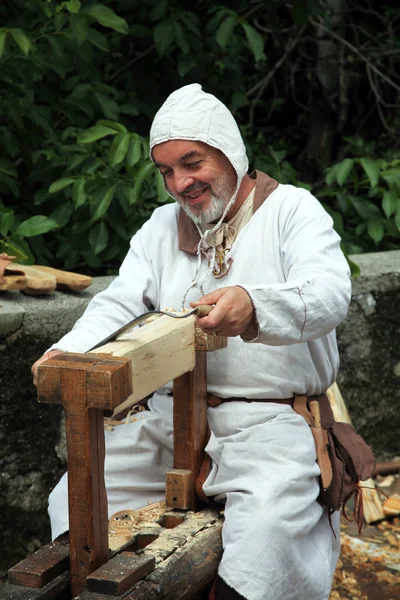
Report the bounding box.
[190,286,255,337]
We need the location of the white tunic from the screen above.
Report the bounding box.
[48,181,351,600]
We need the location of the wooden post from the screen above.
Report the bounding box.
[167,330,227,510]
[37,353,132,597]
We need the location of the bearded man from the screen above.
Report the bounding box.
[32,84,351,600]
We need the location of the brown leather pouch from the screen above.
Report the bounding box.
[293,393,375,526]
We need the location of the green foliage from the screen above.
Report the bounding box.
[0,0,399,273]
[321,152,400,255]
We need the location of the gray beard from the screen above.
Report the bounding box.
[181,192,229,226]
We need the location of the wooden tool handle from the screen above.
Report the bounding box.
[309,400,322,427]
[195,304,214,318]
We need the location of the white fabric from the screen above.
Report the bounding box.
[149,83,248,188]
[49,184,351,400]
[49,399,173,540]
[205,402,340,600]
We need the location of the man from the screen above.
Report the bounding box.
[32,83,351,600]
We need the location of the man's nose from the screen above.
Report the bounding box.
[174,173,194,194]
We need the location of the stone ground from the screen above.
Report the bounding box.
[329,473,400,600]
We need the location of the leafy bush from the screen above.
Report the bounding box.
[0,0,399,273]
[320,147,400,255]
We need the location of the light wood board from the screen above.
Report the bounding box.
[91,315,196,416]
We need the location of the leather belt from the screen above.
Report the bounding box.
[206,393,294,408]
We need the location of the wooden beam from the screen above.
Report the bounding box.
[8,542,69,588]
[86,553,155,595]
[0,572,70,600]
[169,350,207,511]
[37,353,132,597]
[91,315,196,417]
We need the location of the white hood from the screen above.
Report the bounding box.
[149,83,248,191]
[149,83,249,306]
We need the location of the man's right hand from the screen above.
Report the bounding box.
[32,349,64,386]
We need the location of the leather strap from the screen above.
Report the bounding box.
[206,393,294,408]
[197,392,334,501]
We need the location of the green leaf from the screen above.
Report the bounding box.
[150,0,168,21]
[358,158,381,188]
[241,23,264,62]
[65,0,81,14]
[340,243,360,278]
[174,23,189,54]
[48,177,75,193]
[154,21,175,55]
[131,162,154,204]
[0,29,8,59]
[9,29,31,56]
[91,185,116,221]
[0,210,14,237]
[155,170,168,202]
[69,14,88,45]
[126,136,142,167]
[86,28,109,51]
[367,220,384,244]
[4,237,33,263]
[72,177,87,207]
[15,216,58,237]
[51,202,74,227]
[109,133,130,167]
[71,83,93,98]
[350,196,381,221]
[216,15,237,49]
[382,189,397,218]
[95,92,119,121]
[325,164,338,186]
[97,119,127,133]
[79,124,118,144]
[177,53,197,77]
[89,221,109,255]
[395,213,400,232]
[83,5,128,34]
[336,158,354,187]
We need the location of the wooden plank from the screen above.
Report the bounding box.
[165,470,193,510]
[170,350,207,510]
[86,553,155,596]
[327,382,385,523]
[91,315,195,416]
[135,530,162,551]
[8,543,69,588]
[78,509,222,600]
[61,366,109,597]
[0,572,70,600]
[134,521,223,600]
[160,511,186,529]
[86,356,133,410]
[37,354,100,405]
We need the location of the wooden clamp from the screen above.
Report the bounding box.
[166,320,228,511]
[37,353,132,598]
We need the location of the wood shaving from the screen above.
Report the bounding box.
[108,501,165,551]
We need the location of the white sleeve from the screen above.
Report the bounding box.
[48,220,158,354]
[240,189,352,346]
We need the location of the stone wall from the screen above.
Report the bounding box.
[0,252,399,575]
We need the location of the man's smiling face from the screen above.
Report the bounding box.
[152,140,237,225]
